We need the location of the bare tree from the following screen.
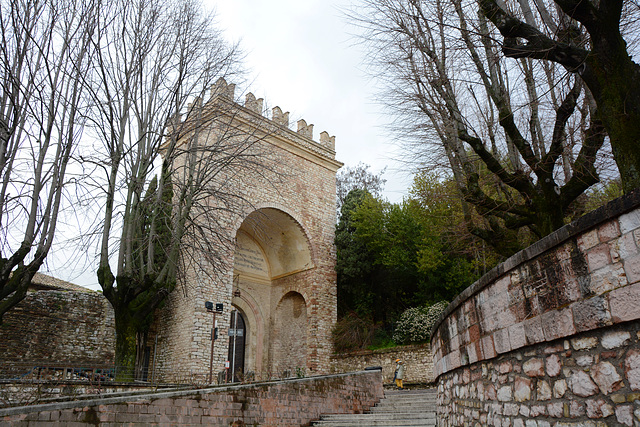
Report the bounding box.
[352,0,613,255]
[81,0,276,378]
[0,0,96,322]
[477,0,640,193]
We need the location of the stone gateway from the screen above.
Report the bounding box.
[152,79,342,382]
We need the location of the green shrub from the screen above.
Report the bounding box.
[392,301,448,344]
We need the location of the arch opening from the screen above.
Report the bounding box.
[232,208,313,378]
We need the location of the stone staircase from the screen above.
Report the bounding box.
[311,388,437,426]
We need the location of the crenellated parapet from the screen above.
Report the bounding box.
[179,78,337,157]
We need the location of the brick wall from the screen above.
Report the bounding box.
[0,370,383,426]
[431,190,640,425]
[0,290,114,367]
[331,344,435,385]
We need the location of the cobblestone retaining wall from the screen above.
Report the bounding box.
[0,370,383,426]
[0,290,114,366]
[331,344,434,385]
[431,190,640,426]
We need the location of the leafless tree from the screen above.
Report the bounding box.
[351,0,614,255]
[478,0,640,193]
[80,0,277,378]
[0,0,97,322]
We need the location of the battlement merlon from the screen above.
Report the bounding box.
[181,77,338,156]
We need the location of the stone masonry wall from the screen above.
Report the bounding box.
[0,290,114,368]
[0,370,383,427]
[155,79,341,382]
[331,344,435,385]
[431,190,640,426]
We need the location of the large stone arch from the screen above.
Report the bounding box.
[231,208,315,377]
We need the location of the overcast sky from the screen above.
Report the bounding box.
[211,0,413,200]
[41,0,413,290]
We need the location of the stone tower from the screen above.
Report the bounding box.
[153,79,342,382]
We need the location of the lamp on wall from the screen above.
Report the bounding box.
[205,301,223,383]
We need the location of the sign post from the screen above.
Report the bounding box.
[205,301,223,384]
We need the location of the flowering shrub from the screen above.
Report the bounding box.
[392,301,448,344]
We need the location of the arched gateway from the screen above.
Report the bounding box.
[152,79,342,382]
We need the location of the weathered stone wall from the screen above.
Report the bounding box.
[437,322,640,425]
[0,370,383,427]
[0,290,114,368]
[431,190,640,425]
[331,344,435,385]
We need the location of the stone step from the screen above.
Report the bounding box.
[370,405,436,413]
[320,413,435,421]
[311,387,437,427]
[312,419,436,427]
[374,397,437,405]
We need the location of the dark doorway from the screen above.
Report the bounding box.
[142,346,151,381]
[227,309,246,382]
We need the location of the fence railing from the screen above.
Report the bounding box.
[0,364,137,384]
[0,363,309,408]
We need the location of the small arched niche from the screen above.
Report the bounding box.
[271,291,308,374]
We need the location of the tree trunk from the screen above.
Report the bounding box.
[114,310,136,382]
[582,48,640,192]
[135,330,149,381]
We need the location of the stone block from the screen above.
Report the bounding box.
[619,208,640,234]
[541,308,576,341]
[493,329,511,354]
[523,358,544,377]
[615,405,634,426]
[508,322,526,350]
[504,402,519,416]
[586,243,612,272]
[609,282,640,323]
[531,404,547,417]
[537,380,552,401]
[571,297,612,332]
[571,336,598,350]
[625,349,640,391]
[601,330,631,349]
[569,400,585,417]
[466,342,479,364]
[497,385,512,402]
[578,229,600,251]
[590,361,623,395]
[589,263,627,295]
[610,232,639,262]
[513,376,531,402]
[585,398,614,418]
[481,335,497,359]
[623,253,640,285]
[546,354,562,377]
[546,401,563,418]
[524,316,545,345]
[598,219,621,242]
[568,370,599,397]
